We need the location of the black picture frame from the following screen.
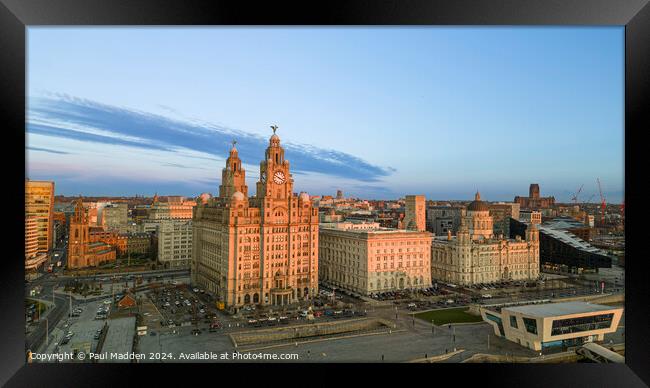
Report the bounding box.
[2,0,648,386]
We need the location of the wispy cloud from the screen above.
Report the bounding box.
[26,146,72,155]
[27,94,393,182]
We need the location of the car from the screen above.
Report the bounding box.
[191,329,201,336]
[150,331,157,336]
[481,294,492,299]
[193,288,199,293]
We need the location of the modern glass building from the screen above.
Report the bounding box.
[480,301,623,351]
[510,218,612,271]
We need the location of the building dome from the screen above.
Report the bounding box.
[299,192,310,202]
[232,191,245,201]
[467,191,489,212]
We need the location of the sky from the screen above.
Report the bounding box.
[26,27,624,203]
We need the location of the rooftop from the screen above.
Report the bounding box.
[537,224,605,254]
[503,301,620,318]
[320,222,430,235]
[543,217,588,230]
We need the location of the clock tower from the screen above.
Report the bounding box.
[257,125,293,200]
[219,141,248,198]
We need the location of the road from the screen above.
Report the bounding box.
[25,267,189,353]
[25,285,67,352]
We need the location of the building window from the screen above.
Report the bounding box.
[522,317,538,335]
[550,314,614,336]
[485,313,505,336]
[509,315,518,329]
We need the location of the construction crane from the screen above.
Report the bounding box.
[597,178,606,226]
[571,184,584,204]
[621,200,625,218]
[586,194,595,203]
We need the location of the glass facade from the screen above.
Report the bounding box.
[522,317,538,334]
[542,340,563,348]
[551,313,614,336]
[485,312,505,336]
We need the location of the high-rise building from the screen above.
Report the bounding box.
[25,180,55,253]
[192,129,319,308]
[319,221,432,295]
[157,220,192,268]
[489,202,520,237]
[336,190,343,199]
[103,203,129,232]
[426,204,466,236]
[67,199,116,269]
[404,195,426,232]
[25,215,48,271]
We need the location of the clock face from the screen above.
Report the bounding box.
[273,171,286,184]
[261,172,267,183]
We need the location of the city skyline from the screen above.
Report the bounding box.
[26,27,624,202]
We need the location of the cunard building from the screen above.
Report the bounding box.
[191,127,319,308]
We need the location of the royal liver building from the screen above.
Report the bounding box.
[191,127,319,309]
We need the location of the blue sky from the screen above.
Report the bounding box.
[26,27,624,202]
